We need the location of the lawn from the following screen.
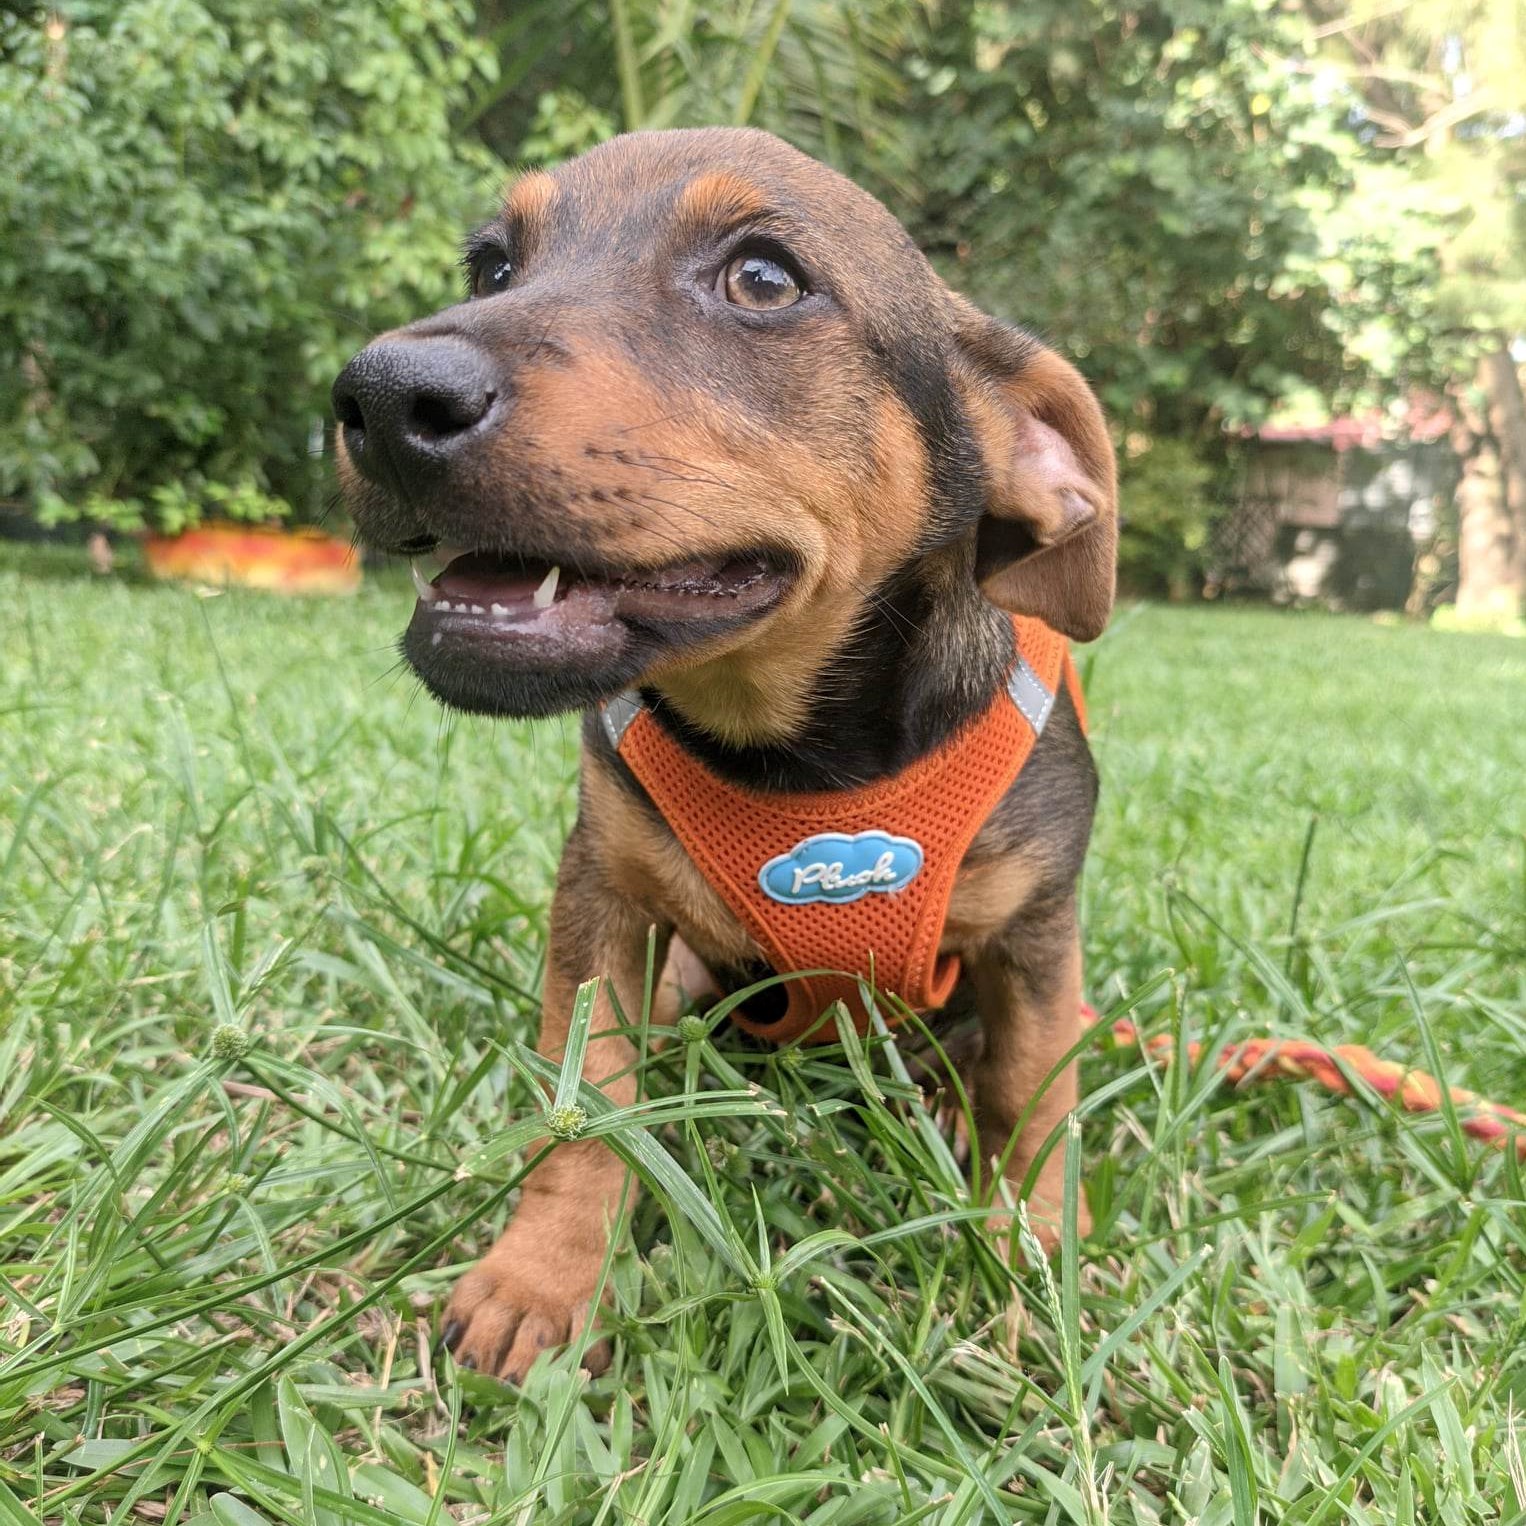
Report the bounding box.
[3,544,1525,1524]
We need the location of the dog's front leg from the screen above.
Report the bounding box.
[443,827,663,1382]
[968,898,1092,1252]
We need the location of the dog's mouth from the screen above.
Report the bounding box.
[412,547,789,629]
[400,545,794,717]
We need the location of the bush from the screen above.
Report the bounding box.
[0,0,502,532]
[1116,437,1220,600]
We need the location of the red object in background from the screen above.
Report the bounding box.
[1252,396,1453,452]
[143,523,360,595]
[1085,1003,1526,1158]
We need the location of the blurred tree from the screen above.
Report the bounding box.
[905,0,1355,441]
[465,0,915,195]
[0,0,501,531]
[893,0,1385,596]
[1312,0,1526,621]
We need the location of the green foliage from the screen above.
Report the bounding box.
[0,1,502,528]
[1296,1,1526,402]
[471,0,913,185]
[905,0,1357,438]
[34,475,293,536]
[1116,437,1220,598]
[517,88,621,164]
[1318,0,1526,338]
[3,556,1524,1517]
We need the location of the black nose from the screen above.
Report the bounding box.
[332,338,499,487]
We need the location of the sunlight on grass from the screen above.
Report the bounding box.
[2,556,1525,1521]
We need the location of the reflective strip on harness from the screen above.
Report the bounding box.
[1007,652,1057,735]
[601,690,642,750]
[600,615,1077,1044]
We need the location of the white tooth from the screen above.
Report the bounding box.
[469,603,485,614]
[533,565,561,609]
[410,562,436,601]
[490,602,508,617]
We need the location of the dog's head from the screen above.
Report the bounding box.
[335,128,1115,737]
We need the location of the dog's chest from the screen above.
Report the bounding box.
[601,780,1040,977]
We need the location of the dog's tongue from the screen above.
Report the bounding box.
[435,552,555,606]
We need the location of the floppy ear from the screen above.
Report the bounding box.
[954,312,1117,641]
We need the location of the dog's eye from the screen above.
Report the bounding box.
[473,258,514,298]
[720,253,802,311]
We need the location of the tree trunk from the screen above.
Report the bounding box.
[1480,345,1526,609]
[1452,350,1521,622]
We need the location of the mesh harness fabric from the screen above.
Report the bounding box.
[600,615,1083,1044]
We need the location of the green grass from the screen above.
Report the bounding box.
[3,543,1526,1524]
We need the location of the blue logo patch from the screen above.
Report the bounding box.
[759,830,925,905]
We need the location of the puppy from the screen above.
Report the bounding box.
[334,127,1116,1383]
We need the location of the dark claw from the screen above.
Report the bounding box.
[441,1318,463,1353]
[458,1351,476,1371]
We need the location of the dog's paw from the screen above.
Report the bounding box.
[1017,1192,1092,1256]
[987,1181,1093,1259]
[441,1254,609,1385]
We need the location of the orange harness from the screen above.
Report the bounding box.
[601,616,1084,1043]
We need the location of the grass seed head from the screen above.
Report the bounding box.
[546,1103,589,1141]
[210,1024,251,1062]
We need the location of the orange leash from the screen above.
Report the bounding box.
[1083,1005,1526,1159]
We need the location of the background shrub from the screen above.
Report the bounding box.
[0,0,500,530]
[1116,437,1220,600]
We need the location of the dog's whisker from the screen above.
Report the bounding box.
[614,451,738,493]
[612,410,703,438]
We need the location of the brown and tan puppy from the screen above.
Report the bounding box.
[333,127,1116,1383]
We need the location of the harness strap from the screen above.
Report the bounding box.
[603,616,1080,1043]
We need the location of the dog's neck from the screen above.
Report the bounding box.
[642,545,1014,793]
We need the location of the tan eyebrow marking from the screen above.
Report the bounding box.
[502,170,559,229]
[674,172,771,238]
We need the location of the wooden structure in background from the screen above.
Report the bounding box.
[1216,404,1458,611]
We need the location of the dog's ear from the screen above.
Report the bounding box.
[953,309,1117,641]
